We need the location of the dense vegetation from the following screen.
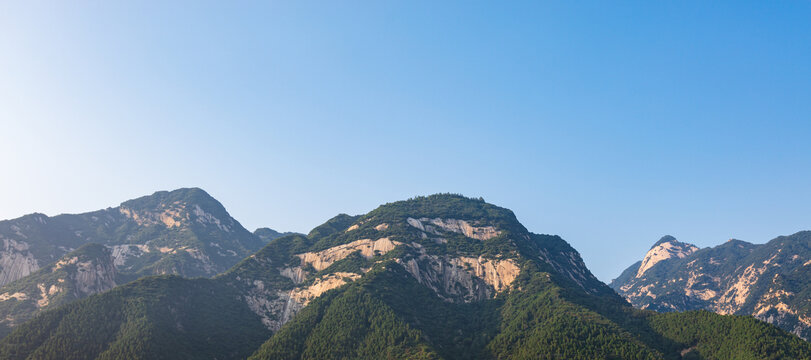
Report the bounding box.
[254,227,299,243]
[2,193,810,359]
[250,270,440,360]
[650,311,811,360]
[0,276,270,360]
[252,260,811,360]
[0,243,123,338]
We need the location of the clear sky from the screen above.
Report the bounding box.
[2,1,811,282]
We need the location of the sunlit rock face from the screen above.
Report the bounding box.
[225,195,613,335]
[0,188,264,285]
[611,232,811,340]
[0,237,40,286]
[235,227,522,331]
[0,188,271,337]
[636,236,699,277]
[0,243,118,335]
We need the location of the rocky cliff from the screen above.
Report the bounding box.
[611,232,811,340]
[219,194,614,333]
[0,243,117,336]
[0,188,264,286]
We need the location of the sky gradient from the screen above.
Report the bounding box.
[2,1,811,282]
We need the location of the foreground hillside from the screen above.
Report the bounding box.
[2,195,810,359]
[611,233,811,341]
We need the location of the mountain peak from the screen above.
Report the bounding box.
[613,230,811,341]
[650,235,679,249]
[722,238,752,247]
[254,228,298,243]
[636,235,698,277]
[365,193,522,231]
[116,187,241,234]
[120,187,218,209]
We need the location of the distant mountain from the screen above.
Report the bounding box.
[3,194,809,359]
[0,188,275,337]
[611,232,811,340]
[253,227,299,243]
[0,188,263,286]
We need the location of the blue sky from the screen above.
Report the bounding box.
[2,1,810,281]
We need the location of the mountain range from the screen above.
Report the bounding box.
[611,233,811,342]
[0,189,809,359]
[0,188,266,336]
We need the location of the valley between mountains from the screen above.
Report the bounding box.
[0,188,809,359]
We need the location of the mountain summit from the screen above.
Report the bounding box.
[0,187,262,286]
[636,235,699,277]
[0,188,269,336]
[611,232,811,341]
[2,194,808,359]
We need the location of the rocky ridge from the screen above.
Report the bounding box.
[218,194,611,332]
[2,194,810,359]
[611,232,811,340]
[0,188,263,286]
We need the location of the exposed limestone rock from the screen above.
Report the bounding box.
[157,246,175,253]
[407,218,425,231]
[297,238,401,271]
[683,271,720,301]
[54,256,79,270]
[397,248,519,303]
[288,272,360,308]
[345,224,359,232]
[0,243,120,335]
[120,203,193,229]
[457,256,520,293]
[750,280,811,338]
[753,294,811,339]
[36,283,59,307]
[279,267,307,284]
[685,287,717,301]
[716,263,770,314]
[0,238,39,286]
[244,272,361,331]
[613,233,811,340]
[406,217,500,241]
[72,258,117,296]
[241,231,522,332]
[118,206,179,227]
[109,244,149,267]
[374,223,389,231]
[637,240,698,277]
[192,204,231,232]
[160,212,181,228]
[110,243,216,275]
[0,292,27,301]
[628,283,659,301]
